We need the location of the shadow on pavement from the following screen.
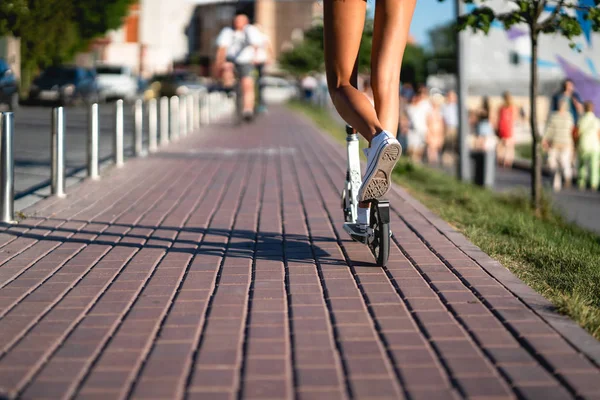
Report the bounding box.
[3,219,332,263]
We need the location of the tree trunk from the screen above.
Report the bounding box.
[530,30,543,212]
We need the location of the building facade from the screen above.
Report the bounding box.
[81,0,319,77]
[464,0,600,104]
[188,0,319,72]
[82,0,196,77]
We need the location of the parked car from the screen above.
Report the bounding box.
[260,76,298,104]
[29,66,99,106]
[95,64,138,102]
[0,59,19,111]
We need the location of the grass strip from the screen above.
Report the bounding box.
[289,99,600,340]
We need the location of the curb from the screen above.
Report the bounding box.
[391,184,600,367]
[308,110,600,367]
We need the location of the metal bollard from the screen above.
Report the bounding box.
[51,107,66,197]
[207,93,213,124]
[148,98,158,153]
[170,96,180,141]
[180,95,188,137]
[160,96,169,146]
[87,103,100,180]
[134,99,144,157]
[186,94,194,134]
[194,93,200,130]
[199,93,205,126]
[0,112,15,223]
[114,99,124,168]
[204,93,210,125]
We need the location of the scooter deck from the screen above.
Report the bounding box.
[343,223,371,245]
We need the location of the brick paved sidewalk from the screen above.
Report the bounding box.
[0,107,600,400]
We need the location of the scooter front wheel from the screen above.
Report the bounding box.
[369,201,390,267]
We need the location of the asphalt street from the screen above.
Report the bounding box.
[9,104,139,209]
[494,165,600,234]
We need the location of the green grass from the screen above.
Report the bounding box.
[289,100,600,339]
[516,142,533,160]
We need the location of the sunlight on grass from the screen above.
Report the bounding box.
[289,100,600,339]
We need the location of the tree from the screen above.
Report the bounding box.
[0,0,135,93]
[279,25,325,75]
[73,1,136,43]
[445,0,600,212]
[279,20,426,85]
[426,22,457,75]
[403,44,427,85]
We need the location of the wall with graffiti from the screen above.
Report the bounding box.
[465,0,599,114]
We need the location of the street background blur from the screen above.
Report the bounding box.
[1,0,599,231]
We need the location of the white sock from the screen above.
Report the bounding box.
[357,207,370,226]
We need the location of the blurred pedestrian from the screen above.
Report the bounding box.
[426,93,445,164]
[442,90,458,155]
[397,100,410,155]
[496,91,516,167]
[406,87,431,163]
[362,77,374,106]
[543,99,575,191]
[317,73,329,107]
[301,74,318,101]
[576,101,600,191]
[253,23,274,113]
[475,96,493,150]
[551,78,583,141]
[400,82,415,103]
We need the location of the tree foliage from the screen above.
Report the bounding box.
[279,20,426,85]
[442,0,600,211]
[452,0,600,39]
[0,0,135,91]
[73,1,136,43]
[278,25,325,75]
[426,22,457,75]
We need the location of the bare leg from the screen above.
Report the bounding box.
[371,0,417,135]
[241,76,255,113]
[504,138,515,167]
[324,0,382,144]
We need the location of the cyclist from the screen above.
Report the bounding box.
[214,13,262,121]
[324,0,417,232]
[253,23,274,114]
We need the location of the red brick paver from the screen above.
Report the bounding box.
[1,106,600,400]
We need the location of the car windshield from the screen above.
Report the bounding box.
[40,67,77,81]
[96,66,123,75]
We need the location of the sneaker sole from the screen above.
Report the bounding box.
[359,142,402,201]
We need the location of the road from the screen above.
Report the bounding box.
[494,165,600,234]
[10,104,139,209]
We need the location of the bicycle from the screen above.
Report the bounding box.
[233,64,262,125]
[341,125,391,266]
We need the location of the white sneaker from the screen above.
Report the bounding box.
[359,131,402,201]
